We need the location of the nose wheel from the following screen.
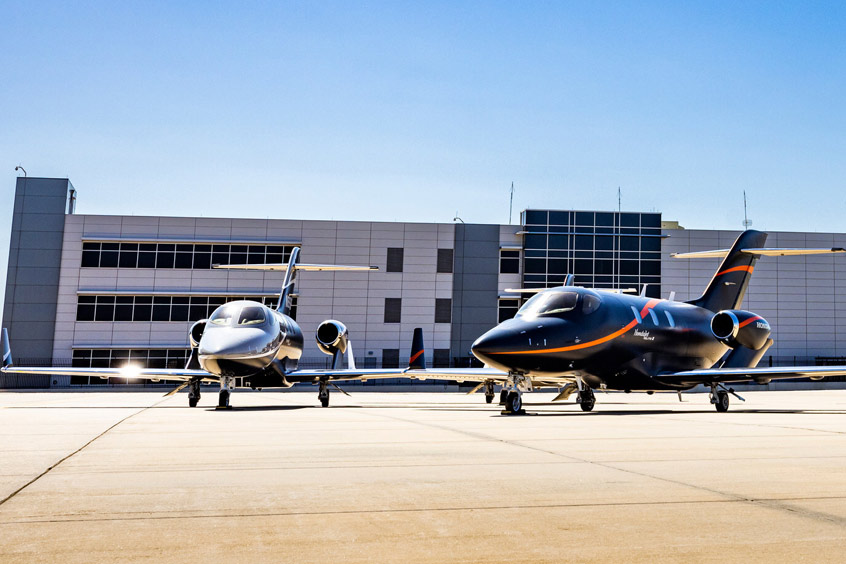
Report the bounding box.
[217,376,234,409]
[484,380,495,404]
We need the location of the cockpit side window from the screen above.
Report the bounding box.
[209,305,237,326]
[582,293,601,315]
[237,306,266,326]
[517,291,580,317]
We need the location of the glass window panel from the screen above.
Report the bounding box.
[575,212,594,226]
[524,258,546,274]
[194,244,211,252]
[193,253,211,269]
[133,302,152,321]
[548,234,569,249]
[95,302,114,321]
[248,252,265,265]
[574,235,593,250]
[620,261,639,275]
[230,245,248,253]
[76,304,95,321]
[157,244,175,252]
[229,253,247,264]
[266,253,283,263]
[81,250,100,267]
[595,212,614,226]
[595,236,613,250]
[156,252,174,269]
[212,252,229,265]
[594,260,613,275]
[524,234,547,250]
[78,295,96,304]
[620,237,639,251]
[249,245,266,255]
[137,252,156,268]
[175,244,193,252]
[171,304,189,321]
[620,213,640,227]
[152,300,171,321]
[523,210,548,225]
[119,251,138,268]
[574,259,593,274]
[139,243,156,251]
[120,243,138,251]
[547,259,568,275]
[99,251,118,267]
[82,242,100,251]
[101,243,119,251]
[174,253,193,269]
[641,261,660,276]
[548,211,569,226]
[641,214,661,228]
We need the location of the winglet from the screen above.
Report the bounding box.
[409,328,426,369]
[2,328,12,368]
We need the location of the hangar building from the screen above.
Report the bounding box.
[4,177,846,388]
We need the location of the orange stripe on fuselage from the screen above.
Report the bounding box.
[717,265,754,276]
[491,298,662,356]
[409,349,424,363]
[738,315,763,328]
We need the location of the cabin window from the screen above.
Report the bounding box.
[210,305,238,326]
[238,306,266,326]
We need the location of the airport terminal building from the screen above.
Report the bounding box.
[5,177,846,387]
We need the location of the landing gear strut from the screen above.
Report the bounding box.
[318,380,330,407]
[218,376,234,409]
[501,373,530,415]
[710,383,730,412]
[188,379,201,408]
[577,388,596,412]
[484,381,495,404]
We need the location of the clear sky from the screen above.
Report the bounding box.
[2,1,845,317]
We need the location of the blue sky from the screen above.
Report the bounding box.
[2,2,845,314]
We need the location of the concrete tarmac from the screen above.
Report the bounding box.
[1,389,845,563]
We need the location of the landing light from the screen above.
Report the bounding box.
[121,364,142,378]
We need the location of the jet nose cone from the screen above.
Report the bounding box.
[471,328,512,360]
[199,328,271,357]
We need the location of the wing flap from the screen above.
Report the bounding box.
[658,365,846,386]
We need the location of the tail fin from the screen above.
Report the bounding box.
[408,328,426,369]
[2,328,12,368]
[277,247,300,315]
[688,230,768,312]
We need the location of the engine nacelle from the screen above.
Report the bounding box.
[189,319,207,348]
[316,320,348,356]
[711,310,771,350]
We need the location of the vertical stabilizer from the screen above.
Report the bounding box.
[409,328,426,369]
[277,247,300,315]
[2,328,12,367]
[688,230,768,312]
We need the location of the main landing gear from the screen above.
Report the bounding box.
[484,381,495,404]
[710,383,744,412]
[188,379,201,408]
[577,388,596,412]
[504,391,522,413]
[318,380,330,408]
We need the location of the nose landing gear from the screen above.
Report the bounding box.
[217,376,234,409]
[577,388,596,412]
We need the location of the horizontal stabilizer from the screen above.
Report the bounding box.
[214,263,377,271]
[673,247,846,259]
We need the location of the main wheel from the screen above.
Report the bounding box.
[320,395,329,408]
[506,391,522,413]
[578,390,595,412]
[499,389,508,405]
[715,390,729,412]
[188,397,199,408]
[485,393,494,404]
[218,389,230,408]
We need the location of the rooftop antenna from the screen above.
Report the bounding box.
[508,182,514,224]
[742,190,752,230]
[617,186,621,212]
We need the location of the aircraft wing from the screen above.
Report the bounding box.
[657,365,846,386]
[0,365,213,383]
[287,367,509,383]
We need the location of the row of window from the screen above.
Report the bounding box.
[386,248,454,274]
[523,233,662,252]
[384,298,452,324]
[74,294,449,324]
[75,295,293,322]
[81,242,298,269]
[524,258,661,276]
[522,210,662,229]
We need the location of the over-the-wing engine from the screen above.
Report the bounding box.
[186,319,207,369]
[711,310,771,350]
[315,320,348,356]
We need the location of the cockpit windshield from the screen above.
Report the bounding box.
[516,290,602,318]
[209,304,238,326]
[237,306,266,326]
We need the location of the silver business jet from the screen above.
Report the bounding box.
[2,248,493,408]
